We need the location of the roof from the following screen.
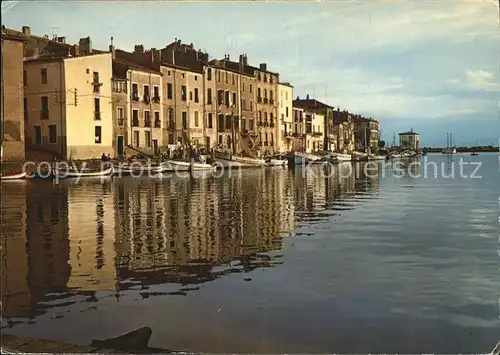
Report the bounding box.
[209,59,254,77]
[293,98,333,111]
[1,32,24,43]
[24,51,110,65]
[279,82,293,88]
[399,131,419,135]
[114,49,162,75]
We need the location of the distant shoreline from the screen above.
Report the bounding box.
[422,146,499,153]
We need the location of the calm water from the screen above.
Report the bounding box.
[1,153,499,353]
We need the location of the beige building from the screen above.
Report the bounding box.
[254,64,279,156]
[24,39,114,160]
[354,116,380,153]
[277,82,293,153]
[333,109,355,153]
[114,48,163,156]
[1,31,25,164]
[399,129,420,151]
[291,107,306,151]
[304,110,324,153]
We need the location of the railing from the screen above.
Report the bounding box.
[257,97,262,103]
[132,93,140,101]
[143,95,150,104]
[168,122,175,130]
[270,122,274,128]
[94,111,101,120]
[144,119,151,127]
[92,81,102,93]
[263,98,268,104]
[269,99,274,105]
[40,111,49,119]
[154,120,161,128]
[132,119,139,127]
[152,96,160,103]
[117,118,125,126]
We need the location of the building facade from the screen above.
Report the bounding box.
[254,64,278,156]
[292,107,306,151]
[278,83,293,153]
[1,32,25,163]
[354,116,380,153]
[399,130,420,150]
[304,110,324,153]
[24,48,114,160]
[333,109,355,153]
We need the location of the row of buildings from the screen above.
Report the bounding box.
[1,25,383,161]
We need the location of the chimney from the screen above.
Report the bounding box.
[22,26,31,36]
[71,44,80,57]
[259,63,267,71]
[79,37,92,54]
[56,36,66,43]
[151,48,161,63]
[243,54,248,66]
[239,54,244,72]
[134,44,144,54]
[306,94,310,100]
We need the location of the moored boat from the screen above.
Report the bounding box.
[213,151,265,168]
[112,163,164,175]
[471,152,479,156]
[287,151,323,165]
[265,155,288,167]
[162,160,216,172]
[368,154,386,161]
[1,171,27,180]
[55,166,114,179]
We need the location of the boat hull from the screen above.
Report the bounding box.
[113,164,164,175]
[1,171,27,180]
[55,167,114,179]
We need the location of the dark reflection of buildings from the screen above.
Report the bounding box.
[1,181,71,319]
[354,162,381,193]
[114,172,294,290]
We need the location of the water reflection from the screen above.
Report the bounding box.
[1,166,381,321]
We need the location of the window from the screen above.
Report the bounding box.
[225,115,232,129]
[41,96,49,119]
[168,109,175,129]
[232,92,236,107]
[194,75,198,81]
[258,111,262,122]
[94,98,100,120]
[264,89,267,99]
[242,100,246,110]
[167,83,173,99]
[286,107,289,117]
[181,86,187,101]
[207,113,213,128]
[225,72,228,83]
[242,83,245,92]
[207,88,212,104]
[217,114,224,131]
[217,90,224,105]
[23,70,27,86]
[270,75,273,84]
[194,88,199,103]
[218,135,223,145]
[132,109,139,126]
[132,83,139,100]
[207,68,212,81]
[95,126,102,144]
[153,86,159,99]
[270,132,274,145]
[182,111,187,129]
[250,101,253,111]
[93,71,99,83]
[34,126,41,145]
[225,91,230,107]
[24,98,28,121]
[232,74,235,85]
[145,131,151,147]
[144,85,150,100]
[270,91,273,101]
[144,110,150,127]
[189,91,193,101]
[117,107,124,125]
[49,125,56,144]
[41,68,47,84]
[258,88,261,100]
[194,111,199,127]
[134,131,139,146]
[250,84,252,93]
[286,91,288,100]
[154,111,160,128]
[217,70,221,82]
[168,134,174,145]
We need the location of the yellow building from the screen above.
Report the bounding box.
[399,129,420,151]
[24,43,113,160]
[305,110,324,153]
[277,82,293,153]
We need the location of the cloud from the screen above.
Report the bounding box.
[465,70,499,92]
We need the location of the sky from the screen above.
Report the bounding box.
[3,0,499,147]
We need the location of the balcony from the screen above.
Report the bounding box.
[263,98,268,104]
[144,119,151,127]
[264,141,268,146]
[270,121,274,128]
[143,94,150,104]
[40,111,49,119]
[257,97,262,103]
[269,99,274,105]
[154,119,161,128]
[313,132,323,137]
[263,120,268,127]
[117,118,125,126]
[257,121,262,127]
[152,96,160,103]
[94,111,101,120]
[132,93,140,101]
[92,81,102,93]
[168,122,175,130]
[132,119,139,127]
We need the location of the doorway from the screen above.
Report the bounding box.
[117,136,124,157]
[153,139,158,156]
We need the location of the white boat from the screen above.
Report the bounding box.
[288,151,323,165]
[163,160,216,172]
[113,163,164,175]
[330,153,352,162]
[214,151,265,168]
[368,155,386,161]
[1,171,27,180]
[441,147,457,154]
[55,167,114,179]
[265,155,288,167]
